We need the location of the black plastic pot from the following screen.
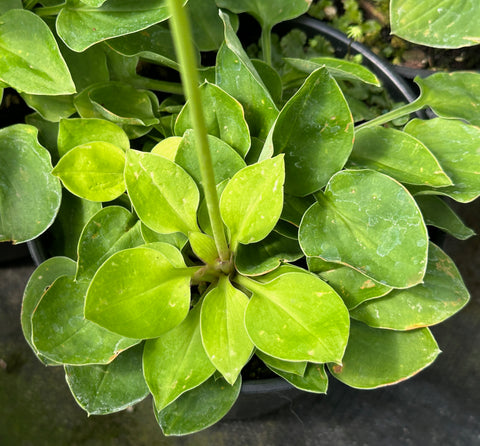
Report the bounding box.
[27,17,425,422]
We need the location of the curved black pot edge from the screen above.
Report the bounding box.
[25,16,429,422]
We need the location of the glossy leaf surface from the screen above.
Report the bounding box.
[242,272,349,363]
[220,156,284,247]
[329,321,440,389]
[0,125,62,243]
[256,350,307,376]
[85,246,192,339]
[0,10,75,95]
[272,67,354,196]
[143,304,215,412]
[300,170,428,288]
[188,231,218,265]
[350,243,470,330]
[65,343,149,415]
[125,150,200,234]
[32,276,139,365]
[272,363,328,394]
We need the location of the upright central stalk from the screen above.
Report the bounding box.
[167,0,230,264]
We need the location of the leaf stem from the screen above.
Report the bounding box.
[130,76,184,95]
[261,25,273,66]
[167,0,230,264]
[356,98,425,130]
[33,3,65,16]
[23,0,38,10]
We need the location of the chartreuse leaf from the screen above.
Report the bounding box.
[143,303,215,412]
[189,232,218,265]
[21,257,76,364]
[285,57,380,86]
[239,271,350,363]
[145,241,187,268]
[390,0,480,48]
[32,276,139,365]
[141,223,188,250]
[256,350,307,376]
[235,230,303,276]
[0,124,62,243]
[220,155,285,248]
[52,141,126,202]
[272,363,328,394]
[272,67,354,196]
[0,10,75,95]
[57,0,172,52]
[216,12,278,139]
[155,375,241,436]
[405,118,480,203]
[415,195,475,240]
[349,127,452,187]
[65,343,149,415]
[76,206,143,282]
[175,130,246,193]
[85,246,193,339]
[125,150,200,234]
[175,82,251,157]
[415,72,480,126]
[299,170,429,288]
[350,243,470,330]
[329,320,440,389]
[151,136,182,161]
[58,118,130,157]
[200,276,254,385]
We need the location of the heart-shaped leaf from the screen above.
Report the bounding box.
[200,276,254,385]
[85,246,193,339]
[239,271,350,363]
[125,149,200,234]
[65,343,149,415]
[329,320,440,389]
[143,303,215,412]
[350,243,470,330]
[32,276,139,365]
[272,67,354,196]
[0,9,75,95]
[299,170,429,288]
[0,124,62,243]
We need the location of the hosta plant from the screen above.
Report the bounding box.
[1,0,479,436]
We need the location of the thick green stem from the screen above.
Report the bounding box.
[23,0,38,10]
[356,98,425,130]
[167,0,230,264]
[261,25,273,66]
[33,3,65,16]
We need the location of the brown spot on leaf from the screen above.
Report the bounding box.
[332,364,343,374]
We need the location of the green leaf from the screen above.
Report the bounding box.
[58,118,130,157]
[143,303,215,412]
[188,231,218,265]
[140,223,188,250]
[272,67,354,196]
[416,72,480,126]
[281,194,315,226]
[349,127,452,187]
[329,320,440,389]
[20,94,76,123]
[21,256,76,363]
[0,124,62,243]
[0,0,21,14]
[251,59,283,106]
[216,12,278,140]
[175,130,246,194]
[144,241,187,268]
[216,0,311,29]
[285,57,380,86]
[187,0,226,51]
[57,0,172,52]
[52,141,126,202]
[0,9,75,95]
[390,0,480,48]
[350,243,470,330]
[235,230,303,276]
[405,118,480,203]
[200,276,254,385]
[85,246,193,339]
[155,375,241,436]
[32,276,139,365]
[240,271,350,363]
[256,350,307,376]
[271,363,328,394]
[416,195,475,240]
[125,149,200,234]
[299,170,429,288]
[175,82,251,157]
[220,155,285,248]
[65,343,149,415]
[151,136,182,161]
[76,206,143,282]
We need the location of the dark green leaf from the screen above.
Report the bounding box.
[272,363,328,394]
[256,350,307,376]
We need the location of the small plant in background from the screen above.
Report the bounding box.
[0,0,479,436]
